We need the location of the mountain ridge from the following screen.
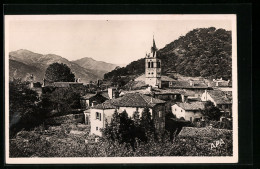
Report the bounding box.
[9,49,118,83]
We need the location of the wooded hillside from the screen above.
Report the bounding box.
[104,27,232,80]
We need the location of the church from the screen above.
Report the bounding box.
[145,36,162,88]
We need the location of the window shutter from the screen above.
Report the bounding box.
[99,113,102,121]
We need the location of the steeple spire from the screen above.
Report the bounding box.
[151,34,157,57]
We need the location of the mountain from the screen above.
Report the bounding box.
[104,27,232,80]
[9,49,105,83]
[9,59,43,81]
[72,57,118,76]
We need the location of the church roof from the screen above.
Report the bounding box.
[134,74,175,82]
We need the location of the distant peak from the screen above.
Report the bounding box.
[14,49,34,53]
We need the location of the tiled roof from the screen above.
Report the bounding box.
[92,100,117,109]
[176,102,206,110]
[171,80,208,89]
[134,74,175,82]
[208,90,232,104]
[112,93,165,108]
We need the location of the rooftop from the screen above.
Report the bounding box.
[171,80,208,89]
[112,93,165,108]
[92,100,117,110]
[176,102,206,110]
[207,90,232,104]
[134,74,175,82]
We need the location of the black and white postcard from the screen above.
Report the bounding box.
[4,14,238,164]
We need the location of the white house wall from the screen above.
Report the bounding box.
[185,111,203,122]
[201,91,217,106]
[171,104,185,119]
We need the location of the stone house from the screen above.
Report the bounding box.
[171,102,206,122]
[201,90,232,117]
[90,93,166,136]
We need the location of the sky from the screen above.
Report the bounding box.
[7,15,233,66]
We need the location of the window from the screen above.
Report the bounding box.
[181,110,182,112]
[190,117,192,122]
[151,62,154,68]
[148,62,150,68]
[96,112,101,121]
[96,127,98,131]
[151,72,154,74]
[157,61,161,68]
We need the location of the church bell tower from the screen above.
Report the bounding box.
[145,36,161,88]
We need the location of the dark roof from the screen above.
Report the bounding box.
[176,102,205,110]
[112,93,165,108]
[92,100,117,109]
[171,80,208,89]
[161,76,176,82]
[101,92,110,99]
[207,90,232,104]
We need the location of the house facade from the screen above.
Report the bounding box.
[171,102,205,122]
[90,93,166,136]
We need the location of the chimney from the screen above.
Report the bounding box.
[108,87,116,99]
[181,94,185,103]
[216,81,219,87]
[189,80,194,87]
[42,78,45,87]
[146,86,152,92]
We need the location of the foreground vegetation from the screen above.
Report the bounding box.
[10,109,233,157]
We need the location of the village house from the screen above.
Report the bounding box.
[207,78,232,92]
[171,102,206,122]
[201,90,232,117]
[90,92,166,136]
[170,79,210,98]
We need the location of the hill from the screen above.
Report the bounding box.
[9,49,104,83]
[104,27,232,80]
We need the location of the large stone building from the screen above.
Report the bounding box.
[90,93,166,136]
[145,36,162,88]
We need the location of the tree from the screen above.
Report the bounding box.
[45,63,75,82]
[202,101,222,121]
[41,87,81,116]
[140,107,155,137]
[9,78,44,137]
